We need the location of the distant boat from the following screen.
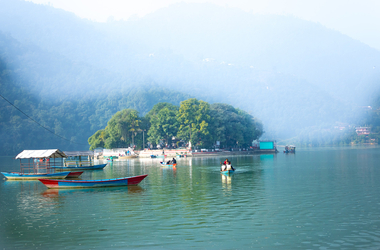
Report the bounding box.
[38,174,148,189]
[160,162,177,167]
[118,155,137,160]
[1,171,70,180]
[284,145,296,153]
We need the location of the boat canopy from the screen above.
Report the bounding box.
[63,151,94,157]
[15,149,67,159]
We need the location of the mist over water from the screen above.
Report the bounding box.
[0,1,379,145]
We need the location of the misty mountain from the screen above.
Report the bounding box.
[0,0,379,144]
[0,30,190,155]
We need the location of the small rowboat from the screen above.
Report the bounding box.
[221,170,235,176]
[160,162,177,167]
[1,171,70,180]
[38,174,148,189]
[51,163,107,171]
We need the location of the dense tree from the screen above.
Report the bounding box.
[210,103,263,148]
[176,98,213,148]
[88,99,264,150]
[146,103,179,147]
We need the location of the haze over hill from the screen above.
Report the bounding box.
[0,0,379,153]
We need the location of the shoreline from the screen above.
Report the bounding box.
[136,148,278,158]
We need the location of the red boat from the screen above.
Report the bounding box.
[39,174,148,189]
[66,171,83,178]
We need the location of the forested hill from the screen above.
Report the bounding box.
[0,31,190,155]
[1,0,380,151]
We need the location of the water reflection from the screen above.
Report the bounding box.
[41,185,144,199]
[221,173,232,192]
[14,153,375,249]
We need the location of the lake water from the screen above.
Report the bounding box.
[1,146,380,249]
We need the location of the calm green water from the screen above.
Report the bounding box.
[1,146,380,249]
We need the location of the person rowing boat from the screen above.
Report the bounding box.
[221,158,234,171]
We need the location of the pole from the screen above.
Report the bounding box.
[143,130,145,150]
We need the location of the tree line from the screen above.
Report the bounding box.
[88,98,263,150]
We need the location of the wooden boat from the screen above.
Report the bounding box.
[38,174,148,189]
[221,170,235,176]
[160,162,177,167]
[1,171,70,180]
[51,163,107,171]
[66,171,84,178]
[6,149,69,180]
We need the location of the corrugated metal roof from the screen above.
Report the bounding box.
[64,151,94,157]
[15,149,67,159]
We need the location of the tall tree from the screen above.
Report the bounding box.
[146,103,179,147]
[176,98,212,148]
[88,109,142,149]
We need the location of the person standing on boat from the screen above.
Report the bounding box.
[172,158,176,164]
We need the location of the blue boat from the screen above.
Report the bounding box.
[221,170,235,176]
[160,162,177,167]
[38,174,148,189]
[51,163,107,171]
[1,171,70,180]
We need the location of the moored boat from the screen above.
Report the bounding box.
[38,174,148,189]
[51,163,107,171]
[2,149,70,180]
[66,171,84,178]
[1,171,70,180]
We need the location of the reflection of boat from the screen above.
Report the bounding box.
[41,189,60,198]
[38,174,148,189]
[41,185,144,197]
[284,145,296,153]
[221,170,235,176]
[1,171,69,180]
[52,164,107,171]
[160,162,177,167]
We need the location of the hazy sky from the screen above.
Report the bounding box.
[27,0,380,51]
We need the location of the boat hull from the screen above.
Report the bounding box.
[221,170,235,176]
[52,163,107,171]
[66,171,84,178]
[38,174,148,189]
[160,163,177,167]
[1,171,70,180]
